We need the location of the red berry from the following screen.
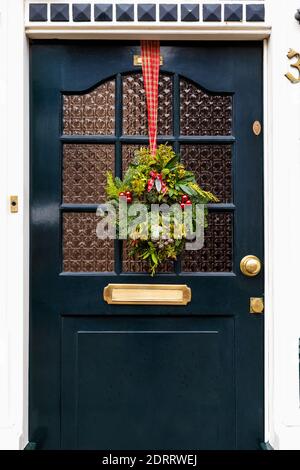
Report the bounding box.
[181,195,188,203]
[126,196,132,204]
[125,191,132,197]
[186,200,192,205]
[119,192,125,197]
[180,203,185,210]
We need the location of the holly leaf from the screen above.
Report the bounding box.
[179,175,195,183]
[165,155,179,169]
[178,184,197,196]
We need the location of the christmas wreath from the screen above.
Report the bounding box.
[106,144,218,275]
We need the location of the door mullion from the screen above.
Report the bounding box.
[177,136,236,144]
[60,135,117,144]
[172,74,181,274]
[115,73,123,275]
[173,73,180,155]
[115,73,122,177]
[120,136,176,143]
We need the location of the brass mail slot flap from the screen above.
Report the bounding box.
[103,284,191,305]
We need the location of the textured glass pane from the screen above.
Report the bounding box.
[181,145,232,203]
[181,212,233,272]
[123,73,173,136]
[63,213,114,272]
[122,242,174,274]
[180,79,232,135]
[63,144,115,204]
[63,79,115,135]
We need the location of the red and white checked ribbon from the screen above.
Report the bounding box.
[141,40,160,156]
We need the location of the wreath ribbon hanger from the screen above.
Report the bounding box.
[141,40,160,157]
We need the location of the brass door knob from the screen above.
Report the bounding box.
[240,255,262,277]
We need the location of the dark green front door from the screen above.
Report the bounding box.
[30,41,264,450]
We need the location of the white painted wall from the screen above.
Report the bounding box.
[0,0,300,450]
[266,0,300,450]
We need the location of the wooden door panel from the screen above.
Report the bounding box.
[61,316,235,450]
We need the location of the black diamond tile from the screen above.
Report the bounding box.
[246,4,265,22]
[73,3,91,22]
[203,4,221,22]
[116,4,134,21]
[224,4,243,22]
[181,4,199,22]
[94,4,112,22]
[160,4,177,22]
[29,3,48,22]
[138,4,156,22]
[50,3,69,22]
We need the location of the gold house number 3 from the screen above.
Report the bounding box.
[285,49,300,83]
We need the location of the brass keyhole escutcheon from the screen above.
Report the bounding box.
[250,297,264,314]
[240,255,262,277]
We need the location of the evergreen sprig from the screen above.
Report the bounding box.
[105,145,218,275]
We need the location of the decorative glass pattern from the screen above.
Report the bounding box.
[181,212,233,272]
[180,145,232,203]
[61,73,235,275]
[63,79,115,135]
[63,144,115,204]
[122,242,174,273]
[63,213,114,272]
[180,79,232,136]
[123,73,173,136]
[122,144,140,175]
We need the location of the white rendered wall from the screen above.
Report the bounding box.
[267,0,300,450]
[0,0,300,450]
[0,0,28,450]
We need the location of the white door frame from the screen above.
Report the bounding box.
[1,0,300,450]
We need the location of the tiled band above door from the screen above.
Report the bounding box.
[27,2,266,24]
